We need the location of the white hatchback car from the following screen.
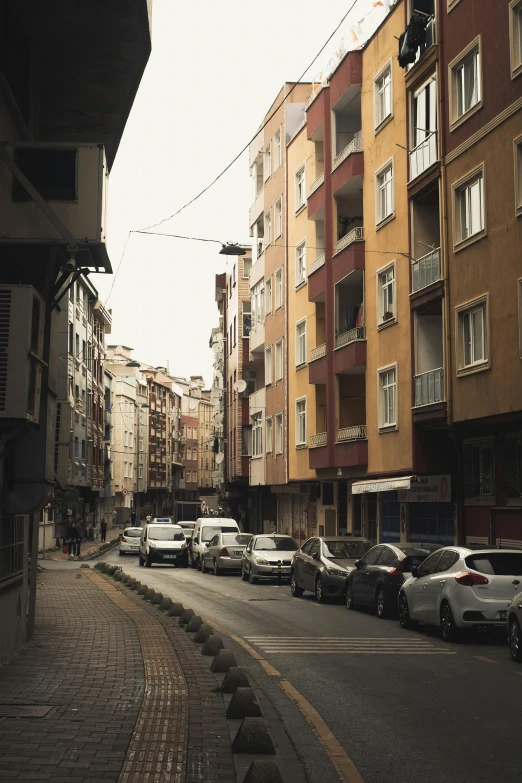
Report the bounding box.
[119,527,142,556]
[399,547,522,642]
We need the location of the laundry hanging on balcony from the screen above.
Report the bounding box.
[398,13,429,68]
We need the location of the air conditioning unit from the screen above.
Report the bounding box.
[0,284,45,424]
[0,143,109,269]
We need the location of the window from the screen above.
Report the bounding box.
[264,144,271,180]
[69,323,74,354]
[515,137,522,216]
[129,462,133,479]
[264,211,272,246]
[456,296,489,374]
[274,198,282,238]
[295,165,306,211]
[0,515,24,583]
[252,412,263,457]
[275,339,283,381]
[295,242,306,287]
[375,160,394,225]
[510,1,522,78]
[296,320,306,366]
[378,365,397,430]
[449,38,482,128]
[265,277,272,315]
[243,257,252,278]
[266,417,273,453]
[242,301,252,336]
[377,263,396,325]
[295,398,307,446]
[232,264,236,286]
[252,280,264,324]
[275,267,283,309]
[453,168,485,245]
[75,333,80,357]
[233,316,237,346]
[265,345,273,385]
[124,461,128,478]
[274,128,282,170]
[374,62,392,129]
[464,438,495,502]
[275,413,283,454]
[139,465,143,479]
[505,433,522,501]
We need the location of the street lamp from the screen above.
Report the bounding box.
[219,243,247,256]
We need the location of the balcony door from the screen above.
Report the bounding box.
[411,76,437,179]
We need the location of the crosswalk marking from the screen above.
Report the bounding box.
[245,636,456,655]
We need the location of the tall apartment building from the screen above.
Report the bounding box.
[209,320,225,497]
[102,370,115,524]
[180,413,199,495]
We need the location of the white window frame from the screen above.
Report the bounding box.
[295,164,306,212]
[378,364,398,431]
[124,461,128,478]
[129,461,133,479]
[515,135,522,217]
[449,37,482,130]
[274,128,282,170]
[455,294,490,376]
[275,413,283,454]
[295,241,306,287]
[295,319,307,367]
[295,397,307,447]
[265,277,272,315]
[264,210,272,247]
[376,261,396,328]
[264,143,271,180]
[275,267,283,310]
[139,437,144,452]
[252,280,265,324]
[375,158,394,227]
[275,197,282,239]
[510,0,522,79]
[275,338,283,381]
[266,417,273,453]
[265,345,273,386]
[374,60,392,132]
[252,412,263,457]
[452,165,486,249]
[139,464,143,479]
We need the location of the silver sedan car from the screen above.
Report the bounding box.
[202,532,252,575]
[241,534,299,583]
[507,590,522,662]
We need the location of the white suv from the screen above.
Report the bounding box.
[399,547,522,641]
[139,523,188,568]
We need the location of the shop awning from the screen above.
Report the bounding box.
[352,476,414,495]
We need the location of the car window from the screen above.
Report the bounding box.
[465,553,522,575]
[149,528,185,541]
[377,547,398,568]
[309,540,320,558]
[301,539,315,555]
[364,546,385,566]
[208,535,219,547]
[124,529,141,537]
[418,551,443,577]
[222,534,251,546]
[437,550,459,572]
[322,540,372,559]
[255,537,299,551]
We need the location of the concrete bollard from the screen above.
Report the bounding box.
[178,609,195,625]
[122,574,130,584]
[220,666,250,693]
[168,602,184,617]
[210,650,237,673]
[80,563,91,570]
[242,760,284,783]
[185,616,203,633]
[226,687,262,719]
[193,624,213,644]
[151,592,163,605]
[231,718,276,755]
[138,584,148,595]
[128,578,137,589]
[144,589,155,600]
[201,636,224,656]
[160,597,173,610]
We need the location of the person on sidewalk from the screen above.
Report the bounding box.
[75,519,84,556]
[67,520,78,556]
[100,518,107,542]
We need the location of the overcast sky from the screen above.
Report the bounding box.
[94,0,386,386]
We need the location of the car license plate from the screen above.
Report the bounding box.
[499,610,507,620]
[273,567,290,573]
[163,554,177,559]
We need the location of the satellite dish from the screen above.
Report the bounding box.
[236,379,247,393]
[215,452,224,464]
[189,401,197,410]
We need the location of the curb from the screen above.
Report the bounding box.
[78,537,120,561]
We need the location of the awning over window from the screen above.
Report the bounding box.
[352,476,414,495]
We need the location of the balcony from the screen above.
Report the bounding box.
[412,248,441,293]
[308,256,326,303]
[335,226,364,255]
[310,432,327,448]
[409,131,437,181]
[335,326,365,350]
[309,254,325,276]
[309,172,324,196]
[249,321,265,353]
[332,135,363,171]
[249,387,266,417]
[249,186,264,228]
[414,368,444,407]
[310,344,326,361]
[337,424,367,442]
[309,344,327,385]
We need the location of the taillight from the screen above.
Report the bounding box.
[455,571,489,586]
[220,548,230,557]
[121,536,127,542]
[389,557,406,576]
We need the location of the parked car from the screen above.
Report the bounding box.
[119,527,142,556]
[241,535,299,583]
[189,518,239,570]
[507,590,522,662]
[178,521,196,540]
[399,547,522,642]
[139,522,188,568]
[202,532,252,575]
[151,517,173,524]
[291,537,372,603]
[346,542,441,617]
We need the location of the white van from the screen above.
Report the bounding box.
[189,518,239,570]
[139,522,188,568]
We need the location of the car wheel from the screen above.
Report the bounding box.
[440,601,459,643]
[290,572,304,597]
[196,556,202,572]
[376,587,387,619]
[138,554,144,567]
[145,555,152,568]
[241,566,248,581]
[213,559,220,576]
[119,550,124,557]
[188,552,196,569]
[398,593,411,628]
[201,558,207,573]
[346,583,356,610]
[181,553,189,568]
[249,570,258,585]
[509,616,522,662]
[315,576,325,603]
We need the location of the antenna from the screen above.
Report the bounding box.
[236,379,247,393]
[215,452,224,464]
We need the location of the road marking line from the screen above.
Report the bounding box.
[473,655,499,664]
[279,679,365,783]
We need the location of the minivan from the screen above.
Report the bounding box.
[188,517,239,570]
[139,522,188,568]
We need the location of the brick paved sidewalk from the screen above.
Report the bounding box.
[0,568,236,783]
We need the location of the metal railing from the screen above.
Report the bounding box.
[409,130,438,180]
[414,368,444,407]
[335,326,365,349]
[333,135,363,170]
[309,253,325,275]
[310,343,326,361]
[411,248,441,293]
[337,424,367,442]
[335,226,364,254]
[309,171,324,196]
[310,432,327,448]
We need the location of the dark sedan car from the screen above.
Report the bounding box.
[346,542,442,618]
[291,536,373,603]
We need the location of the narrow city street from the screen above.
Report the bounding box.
[98,551,522,783]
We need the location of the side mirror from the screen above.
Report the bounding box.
[354,559,362,569]
[411,566,419,578]
[205,542,210,548]
[194,536,199,544]
[312,552,320,561]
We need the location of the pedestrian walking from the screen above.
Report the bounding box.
[92,522,98,541]
[67,519,78,556]
[75,519,84,556]
[100,518,107,542]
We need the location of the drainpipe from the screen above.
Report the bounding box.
[283,84,289,491]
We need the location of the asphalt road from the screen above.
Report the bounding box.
[98,550,522,783]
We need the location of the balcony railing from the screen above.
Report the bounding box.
[310,343,326,361]
[414,368,444,407]
[310,432,327,448]
[335,326,365,350]
[409,130,438,180]
[309,253,325,275]
[332,135,363,171]
[335,226,364,255]
[412,248,441,293]
[309,171,324,196]
[337,425,367,442]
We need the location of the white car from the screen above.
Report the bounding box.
[507,590,522,662]
[399,547,522,642]
[119,527,142,556]
[241,534,299,583]
[151,517,172,524]
[139,523,188,568]
[189,518,239,570]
